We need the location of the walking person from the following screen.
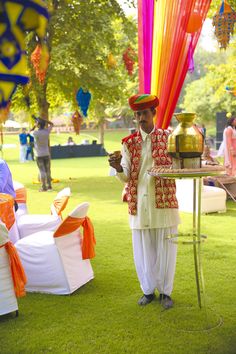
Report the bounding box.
[108,94,180,309]
[31,117,54,192]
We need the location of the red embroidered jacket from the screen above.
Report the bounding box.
[122,128,178,215]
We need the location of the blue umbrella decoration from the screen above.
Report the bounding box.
[76,88,92,117]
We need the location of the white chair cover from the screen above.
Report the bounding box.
[0,221,18,315]
[16,188,71,239]
[50,187,71,216]
[8,213,20,244]
[17,214,61,239]
[15,202,94,295]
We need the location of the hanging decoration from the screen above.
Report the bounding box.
[123,47,136,76]
[71,110,83,135]
[0,0,49,108]
[31,44,50,84]
[76,88,92,117]
[225,85,236,96]
[138,0,211,129]
[212,0,236,50]
[107,53,117,69]
[0,102,11,125]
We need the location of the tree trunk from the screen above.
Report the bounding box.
[36,82,49,119]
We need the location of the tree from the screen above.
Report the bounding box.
[180,44,236,122]
[12,0,138,145]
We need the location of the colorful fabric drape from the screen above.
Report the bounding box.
[54,216,96,260]
[5,241,27,298]
[138,0,212,129]
[15,187,27,204]
[0,193,15,230]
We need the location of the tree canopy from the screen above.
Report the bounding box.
[12,0,138,127]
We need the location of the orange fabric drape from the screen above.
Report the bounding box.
[15,187,27,204]
[54,216,96,259]
[0,193,15,230]
[3,242,27,298]
[52,196,69,216]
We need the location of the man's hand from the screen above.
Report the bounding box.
[108,151,123,173]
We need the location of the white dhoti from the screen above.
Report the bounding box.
[132,226,178,296]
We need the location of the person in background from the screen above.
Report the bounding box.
[202,145,219,166]
[0,159,18,211]
[31,117,54,192]
[220,117,236,176]
[26,132,35,161]
[201,124,206,142]
[108,94,180,309]
[19,128,27,163]
[67,136,76,145]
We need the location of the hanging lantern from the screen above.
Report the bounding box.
[31,44,50,84]
[0,102,11,125]
[76,88,92,117]
[107,53,117,69]
[71,110,83,135]
[212,0,236,49]
[123,47,136,76]
[0,0,49,108]
[186,11,203,33]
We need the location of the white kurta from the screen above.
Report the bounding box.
[116,128,180,229]
[116,128,180,296]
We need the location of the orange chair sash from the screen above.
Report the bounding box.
[2,242,27,298]
[52,196,69,216]
[54,216,96,259]
[15,187,27,204]
[0,193,15,230]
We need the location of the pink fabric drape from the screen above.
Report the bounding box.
[139,0,154,93]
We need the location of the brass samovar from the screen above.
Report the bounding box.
[167,113,204,169]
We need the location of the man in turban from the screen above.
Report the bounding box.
[108,94,180,309]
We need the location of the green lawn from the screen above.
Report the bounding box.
[1,131,236,354]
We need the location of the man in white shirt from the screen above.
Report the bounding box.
[31,117,54,192]
[108,94,180,309]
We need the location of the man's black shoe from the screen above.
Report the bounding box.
[138,293,155,306]
[159,294,173,309]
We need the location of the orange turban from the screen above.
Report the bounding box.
[128,94,159,111]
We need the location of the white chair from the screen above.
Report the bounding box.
[13,181,28,217]
[0,221,18,316]
[176,179,227,214]
[50,187,71,216]
[15,202,95,295]
[17,187,71,239]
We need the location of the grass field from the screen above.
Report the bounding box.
[1,131,236,354]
